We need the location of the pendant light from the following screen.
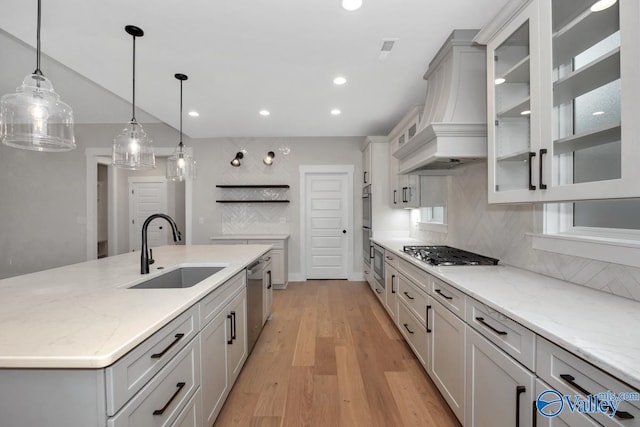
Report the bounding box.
[0,0,75,151]
[112,25,155,170]
[166,74,196,181]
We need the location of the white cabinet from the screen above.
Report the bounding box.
[482,0,640,203]
[363,142,372,186]
[534,379,601,427]
[384,263,398,320]
[465,325,535,427]
[388,107,423,208]
[201,284,247,427]
[397,174,420,208]
[429,298,466,424]
[264,263,273,323]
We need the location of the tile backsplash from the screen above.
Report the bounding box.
[411,161,640,302]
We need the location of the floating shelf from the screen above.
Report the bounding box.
[553,48,620,106]
[216,185,290,189]
[553,123,621,155]
[216,200,290,203]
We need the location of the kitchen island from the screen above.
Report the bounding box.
[0,244,270,427]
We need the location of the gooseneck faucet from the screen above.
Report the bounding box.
[141,213,182,274]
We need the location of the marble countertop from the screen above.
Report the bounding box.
[0,244,270,369]
[210,234,290,240]
[372,238,640,391]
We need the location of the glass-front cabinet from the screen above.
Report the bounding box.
[484,0,640,203]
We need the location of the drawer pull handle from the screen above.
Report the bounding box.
[153,382,186,416]
[559,374,635,420]
[391,275,396,294]
[403,291,414,300]
[375,288,382,294]
[475,317,507,335]
[403,323,414,334]
[426,305,432,333]
[435,289,453,300]
[516,385,525,427]
[150,333,185,359]
[386,255,393,260]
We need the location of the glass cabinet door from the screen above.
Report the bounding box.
[488,2,540,203]
[546,0,622,196]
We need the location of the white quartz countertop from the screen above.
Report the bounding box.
[372,238,640,391]
[0,244,270,369]
[210,234,290,240]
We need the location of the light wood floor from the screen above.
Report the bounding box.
[214,280,461,427]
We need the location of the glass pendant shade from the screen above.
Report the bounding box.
[1,74,75,151]
[167,145,196,181]
[112,119,155,169]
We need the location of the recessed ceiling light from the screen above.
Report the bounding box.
[591,0,617,12]
[333,76,347,85]
[331,109,341,115]
[259,110,270,116]
[592,111,605,116]
[342,0,362,11]
[494,78,506,85]
[520,110,531,115]
[188,111,199,117]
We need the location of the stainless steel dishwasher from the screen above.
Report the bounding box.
[246,256,268,353]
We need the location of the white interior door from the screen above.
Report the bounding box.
[305,172,349,279]
[129,179,168,252]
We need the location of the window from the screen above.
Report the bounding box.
[416,176,448,233]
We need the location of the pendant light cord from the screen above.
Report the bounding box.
[34,0,43,76]
[131,34,137,122]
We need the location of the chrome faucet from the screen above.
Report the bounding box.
[141,213,182,274]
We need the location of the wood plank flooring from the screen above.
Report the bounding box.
[214,280,460,427]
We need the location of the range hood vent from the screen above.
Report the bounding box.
[393,30,487,173]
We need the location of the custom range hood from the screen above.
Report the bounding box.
[394,30,487,173]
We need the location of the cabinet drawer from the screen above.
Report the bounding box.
[108,337,201,427]
[248,239,284,249]
[106,305,200,416]
[397,258,429,292]
[373,280,385,303]
[466,297,535,371]
[199,270,246,327]
[537,337,640,427]
[397,273,429,327]
[431,276,465,320]
[172,387,202,427]
[384,249,399,269]
[397,299,428,367]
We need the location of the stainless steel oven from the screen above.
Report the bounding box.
[372,243,385,289]
[362,185,371,229]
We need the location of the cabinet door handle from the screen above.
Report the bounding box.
[403,323,414,334]
[391,275,396,294]
[528,152,537,190]
[532,400,537,427]
[403,291,414,300]
[515,385,526,427]
[370,245,374,259]
[475,316,507,335]
[267,270,272,289]
[393,189,397,204]
[231,311,237,341]
[153,382,186,415]
[558,373,635,420]
[364,171,368,184]
[227,314,234,344]
[426,305,431,333]
[402,187,408,203]
[150,333,185,359]
[435,289,453,300]
[539,148,547,190]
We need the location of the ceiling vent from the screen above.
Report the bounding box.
[378,38,398,60]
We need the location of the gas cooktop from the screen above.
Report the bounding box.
[403,245,499,266]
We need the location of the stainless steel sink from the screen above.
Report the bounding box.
[129,266,225,289]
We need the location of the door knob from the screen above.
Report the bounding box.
[342,230,347,234]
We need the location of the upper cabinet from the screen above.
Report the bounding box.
[479,0,640,203]
[388,107,423,208]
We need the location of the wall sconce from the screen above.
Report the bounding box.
[263,151,275,166]
[230,151,244,167]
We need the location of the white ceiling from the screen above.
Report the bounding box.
[0,0,509,139]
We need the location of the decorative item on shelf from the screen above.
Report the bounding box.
[112,25,155,170]
[215,184,290,203]
[263,151,275,165]
[230,151,244,167]
[0,0,75,152]
[166,73,195,181]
